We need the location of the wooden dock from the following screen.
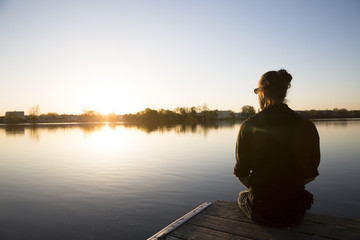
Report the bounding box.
[148,200,360,240]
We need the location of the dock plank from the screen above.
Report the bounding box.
[168,223,252,240]
[187,213,327,240]
[305,212,360,229]
[164,236,184,240]
[203,200,251,222]
[149,201,360,240]
[205,201,360,240]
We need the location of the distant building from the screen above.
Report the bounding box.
[217,110,235,119]
[5,111,25,119]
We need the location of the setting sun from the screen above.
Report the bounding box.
[81,85,135,115]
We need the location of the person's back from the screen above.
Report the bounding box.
[234,70,320,227]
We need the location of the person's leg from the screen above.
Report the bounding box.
[286,212,305,227]
[238,191,285,226]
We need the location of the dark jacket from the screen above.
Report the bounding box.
[234,103,320,219]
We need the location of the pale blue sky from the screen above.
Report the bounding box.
[1,0,359,115]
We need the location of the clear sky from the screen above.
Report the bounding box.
[1,0,359,115]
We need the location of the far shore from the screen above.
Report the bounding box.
[1,117,360,126]
[2,107,360,125]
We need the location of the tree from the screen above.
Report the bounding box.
[201,104,209,112]
[80,109,103,122]
[28,105,40,123]
[189,107,198,121]
[228,110,235,119]
[44,112,59,121]
[106,112,118,122]
[241,105,256,119]
[141,108,159,122]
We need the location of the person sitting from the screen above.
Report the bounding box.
[234,69,320,227]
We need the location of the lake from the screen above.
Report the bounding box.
[0,120,359,240]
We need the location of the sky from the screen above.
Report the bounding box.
[0,0,359,115]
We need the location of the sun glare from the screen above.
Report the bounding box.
[82,85,136,115]
[85,124,135,155]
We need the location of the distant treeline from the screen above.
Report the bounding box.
[123,107,220,123]
[0,111,119,124]
[1,107,359,124]
[1,105,252,124]
[123,107,360,123]
[298,108,360,119]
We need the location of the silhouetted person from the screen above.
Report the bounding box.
[234,69,320,227]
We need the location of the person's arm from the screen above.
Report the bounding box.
[234,121,252,185]
[238,177,250,189]
[304,123,321,185]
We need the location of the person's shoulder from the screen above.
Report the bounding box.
[295,112,315,126]
[241,111,261,125]
[295,113,319,135]
[283,105,317,131]
[239,114,257,133]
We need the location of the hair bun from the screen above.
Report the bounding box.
[278,69,292,83]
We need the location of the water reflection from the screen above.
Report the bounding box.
[0,120,240,141]
[0,119,359,240]
[4,125,25,135]
[122,120,238,135]
[80,124,106,137]
[313,118,360,128]
[29,126,40,142]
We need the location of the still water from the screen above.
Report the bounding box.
[0,120,359,240]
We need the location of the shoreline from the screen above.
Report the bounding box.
[1,117,360,126]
